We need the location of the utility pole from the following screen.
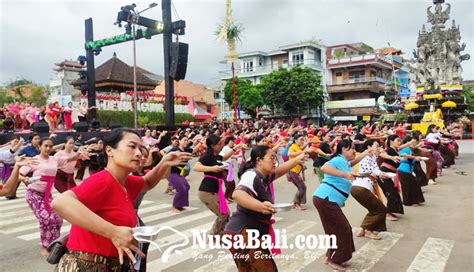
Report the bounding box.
[85,18,97,121]
[162,0,175,127]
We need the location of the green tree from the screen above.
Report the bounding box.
[29,86,48,106]
[0,87,14,107]
[238,85,264,117]
[260,66,324,115]
[223,77,264,118]
[461,84,474,112]
[223,77,253,106]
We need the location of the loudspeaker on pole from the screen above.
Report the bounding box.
[169,42,188,81]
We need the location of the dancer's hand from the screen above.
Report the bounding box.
[294,152,307,164]
[163,151,193,166]
[110,226,145,265]
[15,155,38,168]
[259,201,274,215]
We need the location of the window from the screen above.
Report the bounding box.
[292,51,304,65]
[349,70,365,81]
[259,58,263,66]
[272,59,278,69]
[214,91,221,99]
[282,59,288,68]
[243,59,254,72]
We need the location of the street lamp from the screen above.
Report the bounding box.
[125,3,158,129]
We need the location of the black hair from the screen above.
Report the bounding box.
[294,134,304,140]
[412,130,422,141]
[65,136,75,143]
[29,133,39,141]
[403,135,414,144]
[331,139,353,159]
[39,137,54,146]
[255,134,265,144]
[426,124,437,137]
[386,134,400,148]
[225,136,236,145]
[319,131,329,141]
[178,133,188,140]
[205,134,221,154]
[362,139,379,151]
[238,145,271,178]
[103,127,140,150]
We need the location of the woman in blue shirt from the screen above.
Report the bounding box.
[398,136,425,206]
[313,139,368,271]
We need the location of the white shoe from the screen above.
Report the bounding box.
[429,180,437,185]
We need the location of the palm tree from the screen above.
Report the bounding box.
[216,0,244,122]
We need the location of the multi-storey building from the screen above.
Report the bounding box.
[325,44,404,121]
[217,41,327,120]
[49,60,85,105]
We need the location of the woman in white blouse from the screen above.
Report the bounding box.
[350,139,391,240]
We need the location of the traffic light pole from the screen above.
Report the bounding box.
[85,18,97,121]
[162,0,175,127]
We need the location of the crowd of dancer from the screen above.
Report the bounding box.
[0,101,90,130]
[0,118,463,271]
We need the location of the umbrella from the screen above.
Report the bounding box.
[405,102,419,110]
[442,100,456,108]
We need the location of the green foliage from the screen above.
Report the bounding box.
[461,84,474,112]
[359,44,374,52]
[97,110,194,128]
[334,50,344,59]
[6,78,32,88]
[215,22,245,42]
[223,77,264,118]
[29,86,48,106]
[0,88,14,107]
[0,78,48,106]
[260,66,324,115]
[138,115,151,127]
[395,113,407,122]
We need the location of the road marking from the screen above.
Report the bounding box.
[192,219,313,272]
[406,237,455,272]
[276,227,361,271]
[16,205,198,241]
[140,206,198,223]
[0,202,168,234]
[0,192,59,208]
[346,231,403,271]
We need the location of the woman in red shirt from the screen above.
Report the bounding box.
[52,128,192,271]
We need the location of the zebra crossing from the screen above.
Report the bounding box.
[0,186,457,271]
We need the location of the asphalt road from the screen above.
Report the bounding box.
[0,141,473,272]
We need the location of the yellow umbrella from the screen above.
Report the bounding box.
[442,100,456,108]
[405,102,419,110]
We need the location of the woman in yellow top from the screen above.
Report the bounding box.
[288,134,309,210]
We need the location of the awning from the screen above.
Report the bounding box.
[187,98,212,119]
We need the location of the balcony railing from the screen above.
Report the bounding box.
[220,59,323,79]
[328,77,389,85]
[328,53,394,66]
